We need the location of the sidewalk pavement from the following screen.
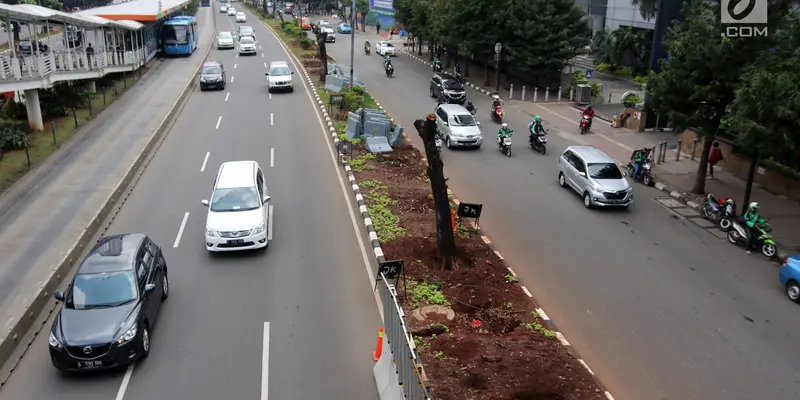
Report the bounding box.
[0,7,215,370]
[511,101,800,259]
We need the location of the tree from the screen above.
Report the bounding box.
[647,0,785,194]
[414,115,455,269]
[631,0,658,20]
[356,0,369,31]
[503,0,590,86]
[445,0,498,78]
[593,27,651,75]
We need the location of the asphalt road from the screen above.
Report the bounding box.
[0,9,381,400]
[321,26,800,400]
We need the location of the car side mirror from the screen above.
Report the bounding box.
[291,71,295,74]
[263,195,271,203]
[144,284,156,293]
[54,291,65,301]
[578,172,587,177]
[476,121,481,125]
[265,73,269,75]
[622,171,628,177]
[201,199,209,206]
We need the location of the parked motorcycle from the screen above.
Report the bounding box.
[727,220,777,258]
[625,149,655,186]
[497,134,512,157]
[433,60,442,72]
[490,105,504,123]
[700,194,736,231]
[385,63,394,77]
[579,116,590,135]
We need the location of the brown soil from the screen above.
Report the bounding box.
[348,142,606,399]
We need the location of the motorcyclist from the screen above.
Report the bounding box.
[630,148,646,180]
[497,123,513,144]
[527,116,545,143]
[742,202,765,254]
[364,40,370,54]
[453,63,462,77]
[433,56,442,71]
[383,54,392,68]
[581,105,595,130]
[465,101,476,115]
[491,94,503,109]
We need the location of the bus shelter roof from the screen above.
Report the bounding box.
[75,0,193,22]
[0,4,143,31]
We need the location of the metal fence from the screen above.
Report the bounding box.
[376,273,432,399]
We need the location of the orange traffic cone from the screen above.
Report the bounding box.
[372,328,384,361]
[451,209,457,233]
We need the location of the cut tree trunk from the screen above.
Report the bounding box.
[316,32,329,82]
[414,116,456,269]
[692,137,713,194]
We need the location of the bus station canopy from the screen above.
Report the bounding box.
[75,0,194,22]
[0,3,144,30]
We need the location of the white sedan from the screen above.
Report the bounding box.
[375,41,395,56]
[236,12,246,23]
[227,7,236,16]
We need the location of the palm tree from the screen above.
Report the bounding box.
[631,0,659,20]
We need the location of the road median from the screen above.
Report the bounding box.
[254,9,615,400]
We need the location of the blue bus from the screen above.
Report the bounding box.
[161,16,198,55]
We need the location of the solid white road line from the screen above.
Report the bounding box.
[231,75,235,83]
[114,364,135,400]
[261,19,381,319]
[201,152,210,172]
[270,113,274,126]
[173,212,189,248]
[270,148,274,167]
[261,321,270,400]
[216,116,222,130]
[267,205,274,241]
[225,92,230,101]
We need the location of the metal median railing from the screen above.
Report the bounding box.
[376,272,432,399]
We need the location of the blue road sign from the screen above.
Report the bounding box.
[585,69,593,79]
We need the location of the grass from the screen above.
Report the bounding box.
[359,178,406,243]
[0,78,129,195]
[527,311,556,338]
[408,280,449,308]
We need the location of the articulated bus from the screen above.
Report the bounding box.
[161,16,198,56]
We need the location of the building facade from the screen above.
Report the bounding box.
[574,0,656,34]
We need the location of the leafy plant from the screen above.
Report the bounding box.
[504,273,518,283]
[622,93,641,108]
[0,127,30,150]
[2,100,27,120]
[349,153,375,172]
[408,280,449,307]
[595,62,613,73]
[299,36,314,49]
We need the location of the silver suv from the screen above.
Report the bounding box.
[434,104,482,149]
[558,146,633,208]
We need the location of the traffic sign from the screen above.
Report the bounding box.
[585,69,593,79]
[494,42,502,54]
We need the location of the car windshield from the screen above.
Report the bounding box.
[240,37,255,45]
[237,12,245,16]
[442,80,463,90]
[219,33,232,40]
[240,27,253,34]
[270,66,290,76]
[383,42,394,48]
[68,271,137,310]
[341,24,349,28]
[588,163,624,179]
[210,187,261,212]
[452,114,476,126]
[202,65,221,74]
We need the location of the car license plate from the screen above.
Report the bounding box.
[228,239,244,244]
[78,360,103,369]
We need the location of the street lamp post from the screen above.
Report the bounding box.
[348,0,355,88]
[494,42,502,92]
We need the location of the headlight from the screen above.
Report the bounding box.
[116,325,137,345]
[252,222,266,234]
[48,332,63,348]
[206,227,217,237]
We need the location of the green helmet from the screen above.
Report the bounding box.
[534,116,541,122]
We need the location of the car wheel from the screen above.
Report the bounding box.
[140,324,151,359]
[430,87,435,98]
[289,86,294,92]
[445,136,452,149]
[787,281,800,303]
[583,192,593,208]
[558,172,567,188]
[200,86,205,91]
[161,272,169,301]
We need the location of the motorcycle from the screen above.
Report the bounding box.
[434,134,443,152]
[625,149,655,186]
[364,41,371,55]
[490,105,504,123]
[497,134,512,157]
[385,63,394,77]
[465,101,477,116]
[433,60,442,72]
[579,116,590,135]
[529,132,547,154]
[727,220,777,258]
[453,70,465,83]
[700,194,736,231]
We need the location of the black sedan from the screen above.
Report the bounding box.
[48,233,169,372]
[199,61,227,91]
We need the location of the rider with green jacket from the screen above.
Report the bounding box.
[743,202,765,254]
[498,123,513,143]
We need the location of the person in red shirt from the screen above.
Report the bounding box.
[708,141,723,179]
[581,105,595,129]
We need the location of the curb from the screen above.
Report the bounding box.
[272,19,616,398]
[0,17,215,376]
[399,49,496,97]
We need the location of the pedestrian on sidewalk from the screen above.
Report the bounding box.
[376,22,381,35]
[708,141,723,179]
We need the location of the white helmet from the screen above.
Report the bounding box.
[501,123,508,128]
[492,94,500,100]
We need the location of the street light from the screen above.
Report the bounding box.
[494,42,502,92]
[348,0,355,88]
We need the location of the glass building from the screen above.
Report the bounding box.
[573,0,656,34]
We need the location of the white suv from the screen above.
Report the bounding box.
[265,61,294,92]
[202,161,271,252]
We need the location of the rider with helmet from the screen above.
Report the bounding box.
[498,122,513,144]
[582,105,595,129]
[527,116,545,143]
[742,202,765,254]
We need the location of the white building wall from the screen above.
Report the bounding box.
[604,0,656,30]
